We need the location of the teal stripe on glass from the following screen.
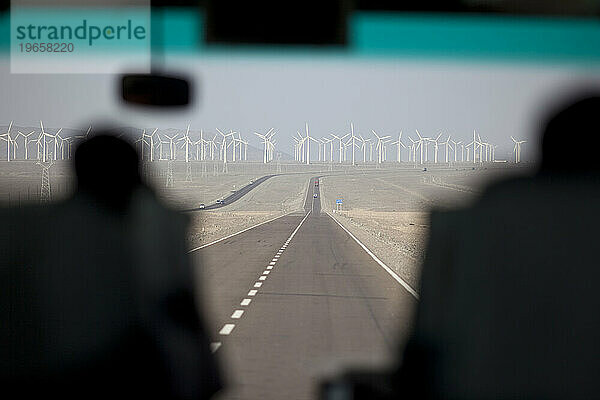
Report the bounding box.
[2,8,600,65]
[0,12,8,50]
[350,13,600,63]
[152,8,204,51]
[164,8,203,50]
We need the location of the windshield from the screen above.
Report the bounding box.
[2,2,599,399]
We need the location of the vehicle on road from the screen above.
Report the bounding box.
[216,199,225,205]
[315,180,319,186]
[198,203,205,209]
[313,193,318,198]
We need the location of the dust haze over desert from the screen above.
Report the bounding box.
[0,53,588,400]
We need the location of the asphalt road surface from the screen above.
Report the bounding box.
[191,177,418,399]
[184,174,277,211]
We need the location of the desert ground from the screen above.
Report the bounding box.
[0,160,527,289]
[319,165,525,288]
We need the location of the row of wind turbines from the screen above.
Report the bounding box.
[294,123,527,165]
[0,121,256,165]
[0,121,91,163]
[0,121,527,165]
[134,126,255,164]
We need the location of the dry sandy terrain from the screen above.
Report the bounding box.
[0,161,311,249]
[0,160,524,287]
[186,210,284,248]
[185,173,311,247]
[320,165,521,290]
[0,161,75,204]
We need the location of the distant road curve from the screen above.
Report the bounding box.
[182,169,371,213]
[182,174,277,212]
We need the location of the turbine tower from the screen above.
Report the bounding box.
[511,136,526,163]
[390,131,406,163]
[372,129,391,164]
[0,121,14,161]
[254,128,274,164]
[17,130,35,160]
[302,122,319,165]
[178,125,193,181]
[331,133,349,163]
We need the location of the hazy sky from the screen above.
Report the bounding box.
[1,54,599,162]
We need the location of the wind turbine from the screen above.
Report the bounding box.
[0,121,14,161]
[135,129,149,160]
[37,121,60,163]
[238,135,248,161]
[266,130,276,162]
[432,132,443,163]
[209,134,218,161]
[390,131,405,163]
[441,135,452,163]
[331,133,350,163]
[9,137,18,160]
[346,123,361,165]
[466,130,478,164]
[164,133,179,160]
[142,128,158,162]
[233,131,246,162]
[382,138,392,162]
[359,134,371,163]
[452,140,461,162]
[51,127,63,161]
[511,136,526,163]
[193,137,204,161]
[17,130,35,160]
[254,128,274,164]
[322,137,334,163]
[415,130,428,164]
[302,122,319,165]
[408,135,424,166]
[372,129,391,164]
[216,128,235,165]
[178,125,193,162]
[267,138,276,163]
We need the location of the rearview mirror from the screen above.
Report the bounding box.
[121,74,192,107]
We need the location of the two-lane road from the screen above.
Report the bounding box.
[191,177,418,399]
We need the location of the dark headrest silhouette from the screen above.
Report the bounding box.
[540,95,600,174]
[74,134,141,210]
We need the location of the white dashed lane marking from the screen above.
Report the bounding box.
[219,324,235,335]
[210,342,221,353]
[212,210,312,353]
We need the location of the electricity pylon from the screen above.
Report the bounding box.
[38,159,54,203]
[185,163,192,182]
[166,160,174,188]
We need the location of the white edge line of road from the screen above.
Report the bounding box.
[326,211,420,300]
[188,211,294,253]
